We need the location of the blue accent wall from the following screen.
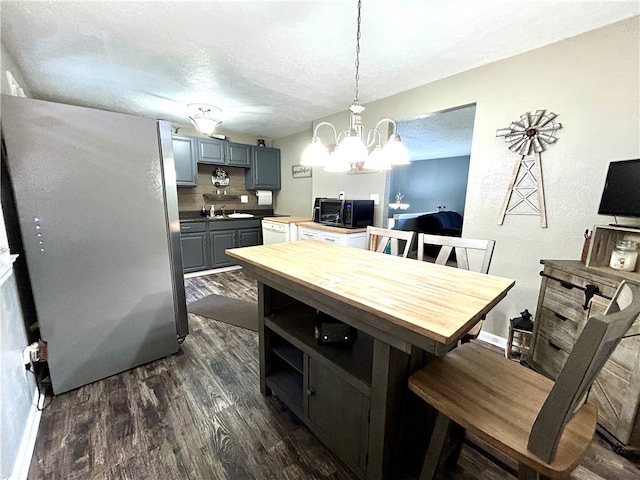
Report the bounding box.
[389,155,470,215]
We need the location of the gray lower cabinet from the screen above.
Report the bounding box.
[307,357,370,474]
[245,146,281,190]
[209,229,236,268]
[180,219,262,271]
[208,219,262,269]
[263,298,372,478]
[172,135,197,186]
[210,225,262,268]
[179,222,207,272]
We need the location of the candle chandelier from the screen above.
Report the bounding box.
[301,0,410,172]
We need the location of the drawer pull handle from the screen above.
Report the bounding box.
[560,280,574,290]
[548,341,562,351]
[554,313,568,322]
[539,272,608,310]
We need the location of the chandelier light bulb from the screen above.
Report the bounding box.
[324,148,351,172]
[301,137,329,166]
[338,134,368,165]
[383,134,410,165]
[363,145,391,170]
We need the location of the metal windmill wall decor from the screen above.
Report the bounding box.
[496,110,562,228]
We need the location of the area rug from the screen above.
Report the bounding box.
[187,293,258,332]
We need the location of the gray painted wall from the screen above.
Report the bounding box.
[389,155,470,216]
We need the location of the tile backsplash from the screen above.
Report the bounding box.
[177,164,272,213]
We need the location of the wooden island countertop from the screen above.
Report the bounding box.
[227,240,514,349]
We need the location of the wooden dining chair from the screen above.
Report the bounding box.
[408,281,640,480]
[366,226,415,258]
[416,233,496,341]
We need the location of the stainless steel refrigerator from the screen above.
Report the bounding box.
[2,95,188,394]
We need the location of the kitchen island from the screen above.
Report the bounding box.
[226,240,515,480]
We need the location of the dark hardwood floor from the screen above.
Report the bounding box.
[28,268,640,479]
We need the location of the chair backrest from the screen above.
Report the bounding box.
[416,233,496,274]
[528,281,640,462]
[366,226,415,258]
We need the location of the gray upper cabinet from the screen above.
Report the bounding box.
[245,146,281,190]
[227,142,251,167]
[197,137,227,165]
[172,136,197,187]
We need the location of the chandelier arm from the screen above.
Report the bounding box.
[313,121,339,144]
[365,129,381,149]
[373,118,398,136]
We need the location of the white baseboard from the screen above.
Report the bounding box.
[10,389,44,480]
[478,330,507,352]
[184,265,241,279]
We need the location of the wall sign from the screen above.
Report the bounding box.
[292,165,312,178]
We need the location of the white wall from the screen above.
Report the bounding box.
[1,40,40,480]
[273,130,315,216]
[275,16,640,339]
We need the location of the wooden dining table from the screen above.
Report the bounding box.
[227,240,515,480]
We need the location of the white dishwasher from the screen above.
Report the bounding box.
[262,217,306,244]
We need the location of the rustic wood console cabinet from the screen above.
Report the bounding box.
[527,258,640,452]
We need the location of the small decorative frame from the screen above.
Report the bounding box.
[292,165,312,178]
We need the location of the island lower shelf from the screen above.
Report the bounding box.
[262,293,374,479]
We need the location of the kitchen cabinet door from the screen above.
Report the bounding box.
[238,227,261,247]
[180,233,208,273]
[227,142,251,167]
[197,137,227,165]
[172,136,197,186]
[307,357,370,477]
[210,229,235,267]
[245,147,281,190]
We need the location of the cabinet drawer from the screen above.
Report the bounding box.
[536,307,581,352]
[180,222,206,233]
[530,330,569,379]
[541,276,589,324]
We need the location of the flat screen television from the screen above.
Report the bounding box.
[597,159,640,218]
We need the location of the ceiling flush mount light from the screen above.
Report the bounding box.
[188,104,222,136]
[301,0,409,172]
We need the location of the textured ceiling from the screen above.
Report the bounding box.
[1,1,638,143]
[397,105,477,161]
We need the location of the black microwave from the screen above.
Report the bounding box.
[317,198,374,228]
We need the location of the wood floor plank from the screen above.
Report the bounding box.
[28,269,640,480]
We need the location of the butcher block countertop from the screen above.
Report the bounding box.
[262,216,311,224]
[227,240,514,347]
[295,221,367,234]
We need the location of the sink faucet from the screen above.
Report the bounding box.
[221,205,226,216]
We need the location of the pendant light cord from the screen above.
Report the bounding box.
[353,0,362,104]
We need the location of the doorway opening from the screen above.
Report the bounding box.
[386,104,476,228]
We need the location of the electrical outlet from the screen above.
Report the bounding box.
[339,191,345,200]
[370,193,380,205]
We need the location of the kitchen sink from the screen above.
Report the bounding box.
[227,213,254,218]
